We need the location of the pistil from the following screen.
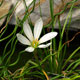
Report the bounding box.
[31,39,39,48]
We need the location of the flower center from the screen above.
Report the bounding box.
[31,39,39,48]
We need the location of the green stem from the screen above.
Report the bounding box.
[34,50,49,80]
[34,49,41,71]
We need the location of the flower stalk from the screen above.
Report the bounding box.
[34,50,50,80]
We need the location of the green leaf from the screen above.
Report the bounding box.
[59,78,72,80]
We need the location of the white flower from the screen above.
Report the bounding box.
[16,18,58,52]
[15,0,33,15]
[26,0,33,6]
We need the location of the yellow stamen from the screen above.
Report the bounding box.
[31,39,39,48]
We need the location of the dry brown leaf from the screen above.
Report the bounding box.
[0,1,11,26]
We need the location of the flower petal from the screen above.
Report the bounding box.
[39,32,58,44]
[15,1,24,15]
[38,43,51,48]
[23,22,33,42]
[16,33,31,45]
[25,47,34,52]
[34,18,43,39]
[26,0,33,6]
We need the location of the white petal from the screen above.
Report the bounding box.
[23,22,33,42]
[38,43,51,48]
[16,33,31,45]
[25,47,34,52]
[39,32,58,44]
[15,1,25,15]
[34,18,43,39]
[26,0,33,6]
